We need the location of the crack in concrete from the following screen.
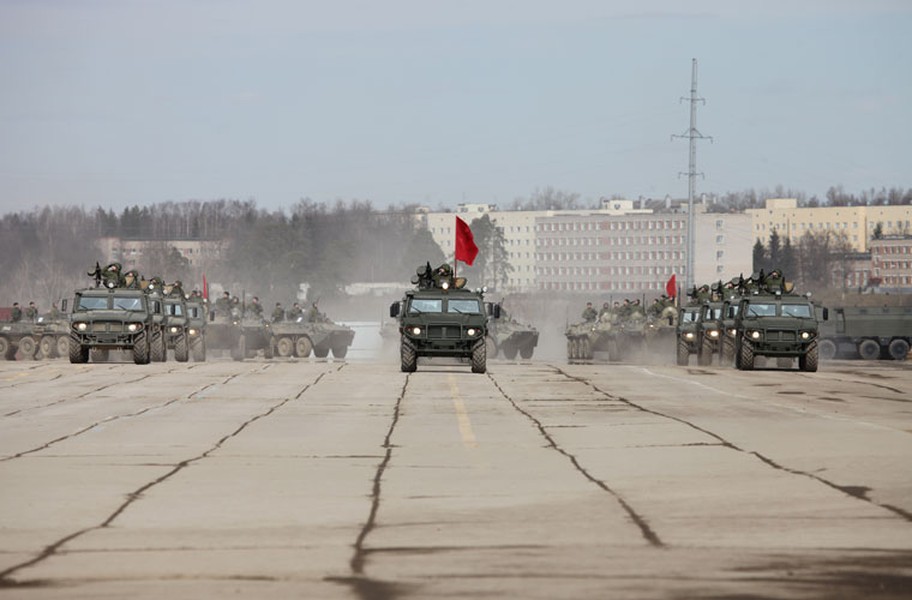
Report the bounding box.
[0,365,337,586]
[487,370,665,549]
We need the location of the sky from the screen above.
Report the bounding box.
[1,0,910,215]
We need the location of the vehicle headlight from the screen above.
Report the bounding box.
[467,328,477,336]
[708,329,719,338]
[411,326,422,336]
[127,323,140,332]
[749,330,761,340]
[684,332,695,340]
[440,281,450,290]
[188,328,198,336]
[74,322,88,331]
[169,326,180,334]
[727,328,737,337]
[800,331,811,340]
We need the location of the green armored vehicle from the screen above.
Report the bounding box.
[185,300,207,361]
[271,309,355,359]
[163,295,190,362]
[614,306,648,359]
[818,306,912,361]
[389,262,497,373]
[675,306,702,366]
[487,313,538,360]
[566,315,615,361]
[65,287,162,364]
[207,303,273,361]
[734,292,826,371]
[32,314,72,359]
[0,320,37,360]
[695,301,725,366]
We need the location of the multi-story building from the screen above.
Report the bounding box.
[746,198,912,252]
[870,235,912,290]
[422,200,752,294]
[96,237,224,270]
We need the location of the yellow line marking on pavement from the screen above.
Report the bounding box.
[448,374,477,448]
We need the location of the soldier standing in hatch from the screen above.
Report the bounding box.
[249,296,263,318]
[25,301,38,322]
[288,302,304,321]
[215,291,231,315]
[582,302,598,322]
[272,302,285,322]
[10,302,22,322]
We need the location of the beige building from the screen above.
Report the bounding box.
[870,236,912,290]
[746,198,912,252]
[96,237,224,269]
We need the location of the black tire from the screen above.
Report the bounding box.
[502,343,518,360]
[858,339,880,361]
[133,332,150,364]
[57,336,70,358]
[698,337,712,366]
[295,336,313,358]
[190,337,206,362]
[90,348,109,363]
[313,343,329,358]
[676,339,689,366]
[800,340,819,372]
[18,336,38,360]
[887,338,910,361]
[471,340,486,374]
[276,336,294,357]
[231,335,246,361]
[400,339,417,372]
[174,333,189,362]
[519,344,534,360]
[738,340,755,371]
[0,336,10,360]
[151,331,166,362]
[818,339,837,361]
[69,336,89,364]
[331,344,349,359]
[40,335,58,359]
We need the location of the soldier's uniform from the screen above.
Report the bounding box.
[25,302,38,322]
[10,303,22,322]
[272,303,285,322]
[582,303,598,322]
[288,303,304,321]
[249,297,263,317]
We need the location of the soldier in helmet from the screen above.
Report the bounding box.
[215,291,231,315]
[288,302,304,321]
[10,302,22,322]
[25,301,38,322]
[272,302,285,322]
[582,302,598,322]
[598,302,612,320]
[249,296,263,318]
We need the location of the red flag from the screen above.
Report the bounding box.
[454,216,478,266]
[202,274,209,301]
[665,274,677,299]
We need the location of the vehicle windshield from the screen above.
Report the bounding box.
[167,302,183,316]
[187,306,200,318]
[781,304,812,318]
[113,296,146,311]
[681,310,699,323]
[447,299,482,314]
[77,296,109,311]
[409,299,443,314]
[707,307,722,319]
[746,303,776,317]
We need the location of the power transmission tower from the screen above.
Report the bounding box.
[672,58,712,294]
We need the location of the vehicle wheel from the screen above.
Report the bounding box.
[133,332,150,364]
[151,331,166,362]
[331,343,349,359]
[400,339,417,372]
[295,336,313,358]
[0,336,9,360]
[857,339,880,361]
[231,335,246,361]
[776,357,793,369]
[676,339,689,366]
[818,339,837,361]
[698,338,712,366]
[69,337,89,364]
[40,335,58,359]
[90,348,109,362]
[18,336,38,360]
[738,340,755,371]
[174,333,189,362]
[502,342,518,360]
[800,340,818,372]
[276,336,294,357]
[519,344,534,360]
[486,336,498,359]
[471,340,486,373]
[887,338,910,361]
[566,338,573,360]
[57,336,70,358]
[190,337,206,362]
[580,338,592,360]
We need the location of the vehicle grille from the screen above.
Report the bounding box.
[766,329,796,342]
[427,325,461,339]
[91,321,125,333]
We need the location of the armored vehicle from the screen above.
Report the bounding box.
[818,306,912,361]
[31,314,71,359]
[271,317,355,359]
[389,262,497,373]
[207,305,274,361]
[185,300,207,361]
[64,287,164,364]
[566,315,615,361]
[696,301,725,366]
[734,292,826,371]
[487,314,538,360]
[163,296,190,362]
[0,320,37,360]
[615,307,648,359]
[675,306,702,366]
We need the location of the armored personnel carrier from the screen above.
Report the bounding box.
[389,262,498,373]
[31,314,71,359]
[271,307,355,359]
[487,313,538,360]
[566,315,616,361]
[206,303,273,361]
[0,320,37,360]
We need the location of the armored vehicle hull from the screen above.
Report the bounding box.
[734,294,824,372]
[271,319,355,359]
[818,306,912,361]
[65,288,163,365]
[488,319,539,360]
[566,319,616,361]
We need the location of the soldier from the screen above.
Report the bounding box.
[272,302,285,322]
[288,302,304,321]
[306,302,322,323]
[189,289,203,301]
[101,262,123,288]
[10,302,22,322]
[581,302,598,322]
[249,296,263,317]
[598,302,612,319]
[49,302,61,319]
[215,291,231,314]
[25,301,38,322]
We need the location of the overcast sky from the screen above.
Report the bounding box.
[1,0,910,215]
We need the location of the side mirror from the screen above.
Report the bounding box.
[486,303,501,319]
[389,302,400,318]
[61,299,68,312]
[822,307,829,321]
[209,311,215,322]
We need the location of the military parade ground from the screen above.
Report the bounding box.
[1,349,910,599]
